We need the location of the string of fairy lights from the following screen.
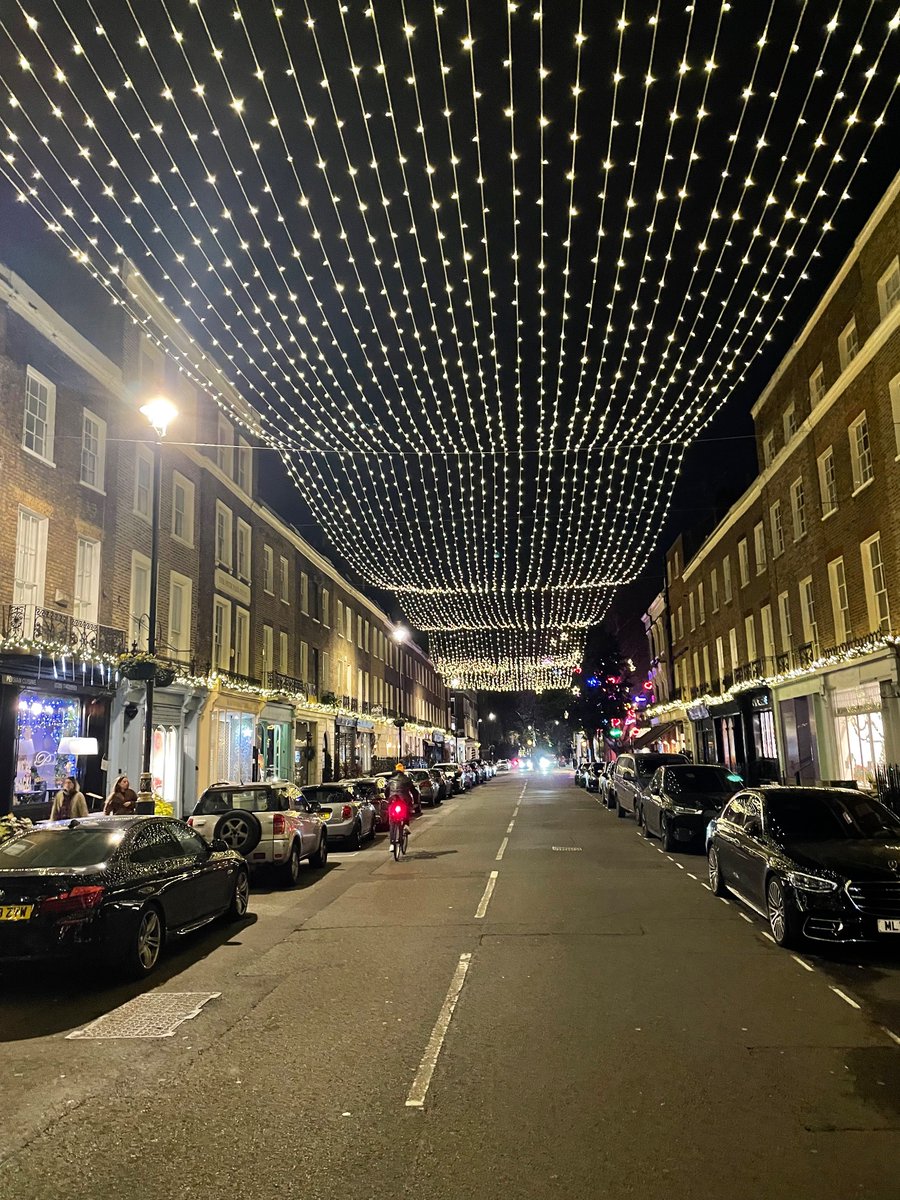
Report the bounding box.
[1,2,897,689]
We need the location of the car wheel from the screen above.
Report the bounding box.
[309,832,328,869]
[227,869,250,920]
[347,822,361,852]
[660,816,674,852]
[280,842,301,887]
[126,905,164,979]
[640,806,651,838]
[767,877,802,948]
[616,795,627,819]
[708,845,728,896]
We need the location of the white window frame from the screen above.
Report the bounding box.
[336,598,344,638]
[838,318,859,371]
[262,625,274,680]
[235,607,250,676]
[80,409,106,492]
[753,522,766,575]
[790,476,807,541]
[744,615,758,664]
[817,447,837,517]
[697,582,705,625]
[263,545,274,594]
[877,256,900,322]
[728,627,739,671]
[688,592,696,632]
[322,587,330,628]
[828,557,851,645]
[715,636,725,682]
[74,537,101,625]
[279,555,289,603]
[849,411,874,492]
[778,590,792,654]
[799,576,818,653]
[134,445,154,521]
[236,519,252,583]
[761,604,775,662]
[710,568,719,613]
[677,606,684,640]
[770,501,785,558]
[279,630,290,674]
[738,538,750,588]
[22,367,56,464]
[890,373,900,458]
[217,414,233,477]
[782,401,797,446]
[129,551,152,651]
[213,596,232,672]
[299,640,309,683]
[809,364,826,407]
[215,502,233,569]
[722,555,732,603]
[762,430,776,469]
[861,534,890,634]
[300,571,310,615]
[167,571,192,658]
[236,436,252,494]
[171,471,195,547]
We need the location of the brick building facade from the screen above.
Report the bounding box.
[644,170,900,787]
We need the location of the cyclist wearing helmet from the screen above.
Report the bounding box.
[386,763,415,834]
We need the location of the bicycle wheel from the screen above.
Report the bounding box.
[400,826,409,857]
[390,825,402,861]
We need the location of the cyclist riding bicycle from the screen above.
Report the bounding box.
[386,763,414,838]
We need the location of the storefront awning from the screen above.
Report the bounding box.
[632,722,676,750]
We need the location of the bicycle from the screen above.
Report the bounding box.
[388,799,410,861]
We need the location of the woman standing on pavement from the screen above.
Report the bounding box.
[104,774,138,815]
[50,776,89,821]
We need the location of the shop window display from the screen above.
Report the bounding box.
[14,693,80,801]
[150,724,180,806]
[212,708,255,783]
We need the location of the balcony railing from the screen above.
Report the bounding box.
[2,604,126,657]
[266,670,315,699]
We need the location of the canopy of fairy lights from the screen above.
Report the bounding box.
[1,2,897,690]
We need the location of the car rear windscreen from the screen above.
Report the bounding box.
[0,828,123,869]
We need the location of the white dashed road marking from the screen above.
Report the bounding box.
[475,871,499,919]
[496,837,509,861]
[792,955,815,972]
[405,953,472,1108]
[830,986,861,1010]
[881,1026,900,1046]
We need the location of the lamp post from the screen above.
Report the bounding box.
[392,624,409,762]
[138,396,177,801]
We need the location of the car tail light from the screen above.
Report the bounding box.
[187,817,194,827]
[341,804,353,820]
[272,813,286,836]
[41,885,105,916]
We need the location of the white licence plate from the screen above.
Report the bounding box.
[877,919,900,933]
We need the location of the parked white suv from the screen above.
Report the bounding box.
[188,782,327,887]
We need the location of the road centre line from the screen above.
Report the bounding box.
[687,873,698,880]
[475,871,499,919]
[881,1026,900,1046]
[405,953,472,1109]
[739,913,753,924]
[792,955,815,972]
[830,986,861,1010]
[496,837,509,861]
[506,821,515,833]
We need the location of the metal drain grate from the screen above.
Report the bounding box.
[67,992,221,1040]
[552,846,583,852]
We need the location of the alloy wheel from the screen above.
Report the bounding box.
[768,880,786,943]
[137,909,162,972]
[234,871,250,915]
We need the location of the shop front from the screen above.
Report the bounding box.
[686,703,715,765]
[357,720,375,774]
[744,689,779,784]
[198,688,264,794]
[335,715,358,779]
[293,716,319,786]
[257,701,294,782]
[108,683,206,818]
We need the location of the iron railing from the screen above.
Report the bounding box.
[266,670,315,698]
[3,604,126,657]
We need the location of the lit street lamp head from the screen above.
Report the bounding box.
[140,396,178,438]
[392,624,409,643]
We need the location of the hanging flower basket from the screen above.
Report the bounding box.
[118,652,159,681]
[320,691,338,706]
[154,667,176,688]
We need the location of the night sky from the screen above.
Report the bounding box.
[1,1,897,688]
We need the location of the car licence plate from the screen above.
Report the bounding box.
[877,919,900,933]
[0,905,34,921]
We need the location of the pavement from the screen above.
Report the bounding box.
[1,770,899,1200]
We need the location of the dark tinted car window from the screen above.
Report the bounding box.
[720,797,747,827]
[302,788,345,806]
[635,754,685,779]
[170,824,209,858]
[131,824,180,865]
[766,790,900,843]
[0,828,124,869]
[195,788,278,815]
[665,767,741,796]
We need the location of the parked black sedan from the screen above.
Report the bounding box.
[0,816,249,978]
[707,786,900,947]
[639,764,742,850]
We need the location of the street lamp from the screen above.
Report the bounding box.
[137,396,177,801]
[392,624,408,762]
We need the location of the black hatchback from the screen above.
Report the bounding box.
[0,816,249,977]
[707,787,900,947]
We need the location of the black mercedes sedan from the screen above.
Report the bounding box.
[0,816,249,978]
[706,786,900,947]
[639,764,743,850]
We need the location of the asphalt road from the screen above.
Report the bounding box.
[1,771,899,1200]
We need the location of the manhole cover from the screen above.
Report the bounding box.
[67,992,221,1040]
[552,846,583,852]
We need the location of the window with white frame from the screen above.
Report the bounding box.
[167,572,192,658]
[14,509,48,634]
[790,476,807,540]
[215,502,233,569]
[322,587,330,627]
[849,412,874,491]
[688,592,696,631]
[235,607,250,676]
[129,551,152,651]
[722,555,732,603]
[728,626,739,670]
[22,368,56,463]
[677,606,684,640]
[762,430,776,469]
[217,414,233,476]
[357,613,363,648]
[744,615,758,663]
[365,619,371,652]
[861,534,890,634]
[299,640,309,683]
[828,557,851,645]
[279,556,289,602]
[321,650,331,691]
[809,364,826,406]
[171,472,195,546]
[778,590,792,653]
[336,598,344,638]
[73,537,100,624]
[783,401,797,445]
[710,567,719,613]
[263,545,274,593]
[817,447,837,516]
[761,604,776,661]
[80,410,106,491]
[134,445,154,520]
[691,651,700,690]
[738,538,750,587]
[262,625,274,680]
[300,571,310,615]
[753,522,766,574]
[698,582,705,624]
[890,373,900,457]
[799,576,818,652]
[702,645,711,688]
[838,318,859,371]
[213,596,231,670]
[770,501,785,557]
[715,636,725,682]
[236,520,251,582]
[279,630,289,673]
[236,437,252,493]
[877,256,900,322]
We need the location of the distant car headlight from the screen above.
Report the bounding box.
[672,804,703,815]
[786,870,837,893]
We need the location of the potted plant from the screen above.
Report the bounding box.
[320,690,338,706]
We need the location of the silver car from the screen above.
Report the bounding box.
[300,784,377,850]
